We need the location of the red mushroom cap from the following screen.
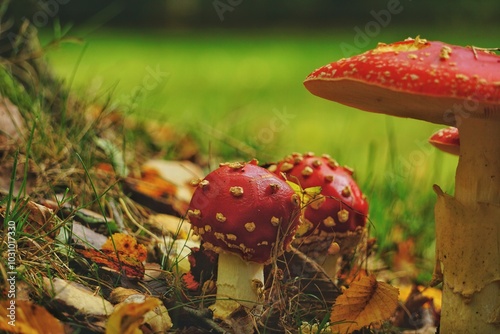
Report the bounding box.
[187,160,300,264]
[429,126,460,155]
[271,153,369,235]
[304,37,500,125]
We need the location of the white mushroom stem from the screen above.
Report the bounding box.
[434,117,500,333]
[209,252,264,320]
[455,118,500,205]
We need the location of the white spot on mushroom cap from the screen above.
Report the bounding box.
[280,162,294,172]
[323,216,336,227]
[302,166,314,176]
[341,186,352,198]
[216,212,226,222]
[198,179,210,188]
[187,209,201,218]
[338,209,349,223]
[245,222,256,232]
[268,164,278,173]
[328,242,341,255]
[270,216,281,226]
[230,186,244,197]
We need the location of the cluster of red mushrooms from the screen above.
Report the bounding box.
[186,156,369,320]
[185,37,499,332]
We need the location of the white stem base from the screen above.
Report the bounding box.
[435,191,500,332]
[209,252,264,320]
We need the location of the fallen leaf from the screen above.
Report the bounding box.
[141,159,204,194]
[330,274,399,333]
[105,297,162,334]
[43,277,114,317]
[1,199,60,239]
[134,167,178,198]
[70,221,109,249]
[147,213,192,239]
[109,287,141,304]
[102,233,147,262]
[0,300,64,334]
[77,233,147,279]
[123,176,186,216]
[77,248,146,279]
[124,160,204,216]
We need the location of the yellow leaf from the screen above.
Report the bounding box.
[106,298,161,334]
[330,275,399,333]
[0,300,64,334]
[286,180,322,206]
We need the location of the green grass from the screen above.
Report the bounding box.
[41,24,498,279]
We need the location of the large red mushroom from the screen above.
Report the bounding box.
[187,159,300,320]
[269,152,369,279]
[304,37,500,333]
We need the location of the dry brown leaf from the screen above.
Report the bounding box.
[0,300,64,334]
[330,274,399,333]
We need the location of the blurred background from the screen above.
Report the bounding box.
[3,0,499,281]
[6,0,500,28]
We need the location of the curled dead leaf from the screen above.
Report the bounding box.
[106,296,172,334]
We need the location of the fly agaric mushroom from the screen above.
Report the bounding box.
[304,37,500,333]
[429,126,460,155]
[269,152,369,280]
[187,159,300,320]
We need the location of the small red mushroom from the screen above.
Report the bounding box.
[429,127,460,155]
[187,159,300,319]
[269,152,369,279]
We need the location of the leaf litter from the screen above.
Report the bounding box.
[0,11,441,334]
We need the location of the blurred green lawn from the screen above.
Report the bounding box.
[43,25,497,280]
